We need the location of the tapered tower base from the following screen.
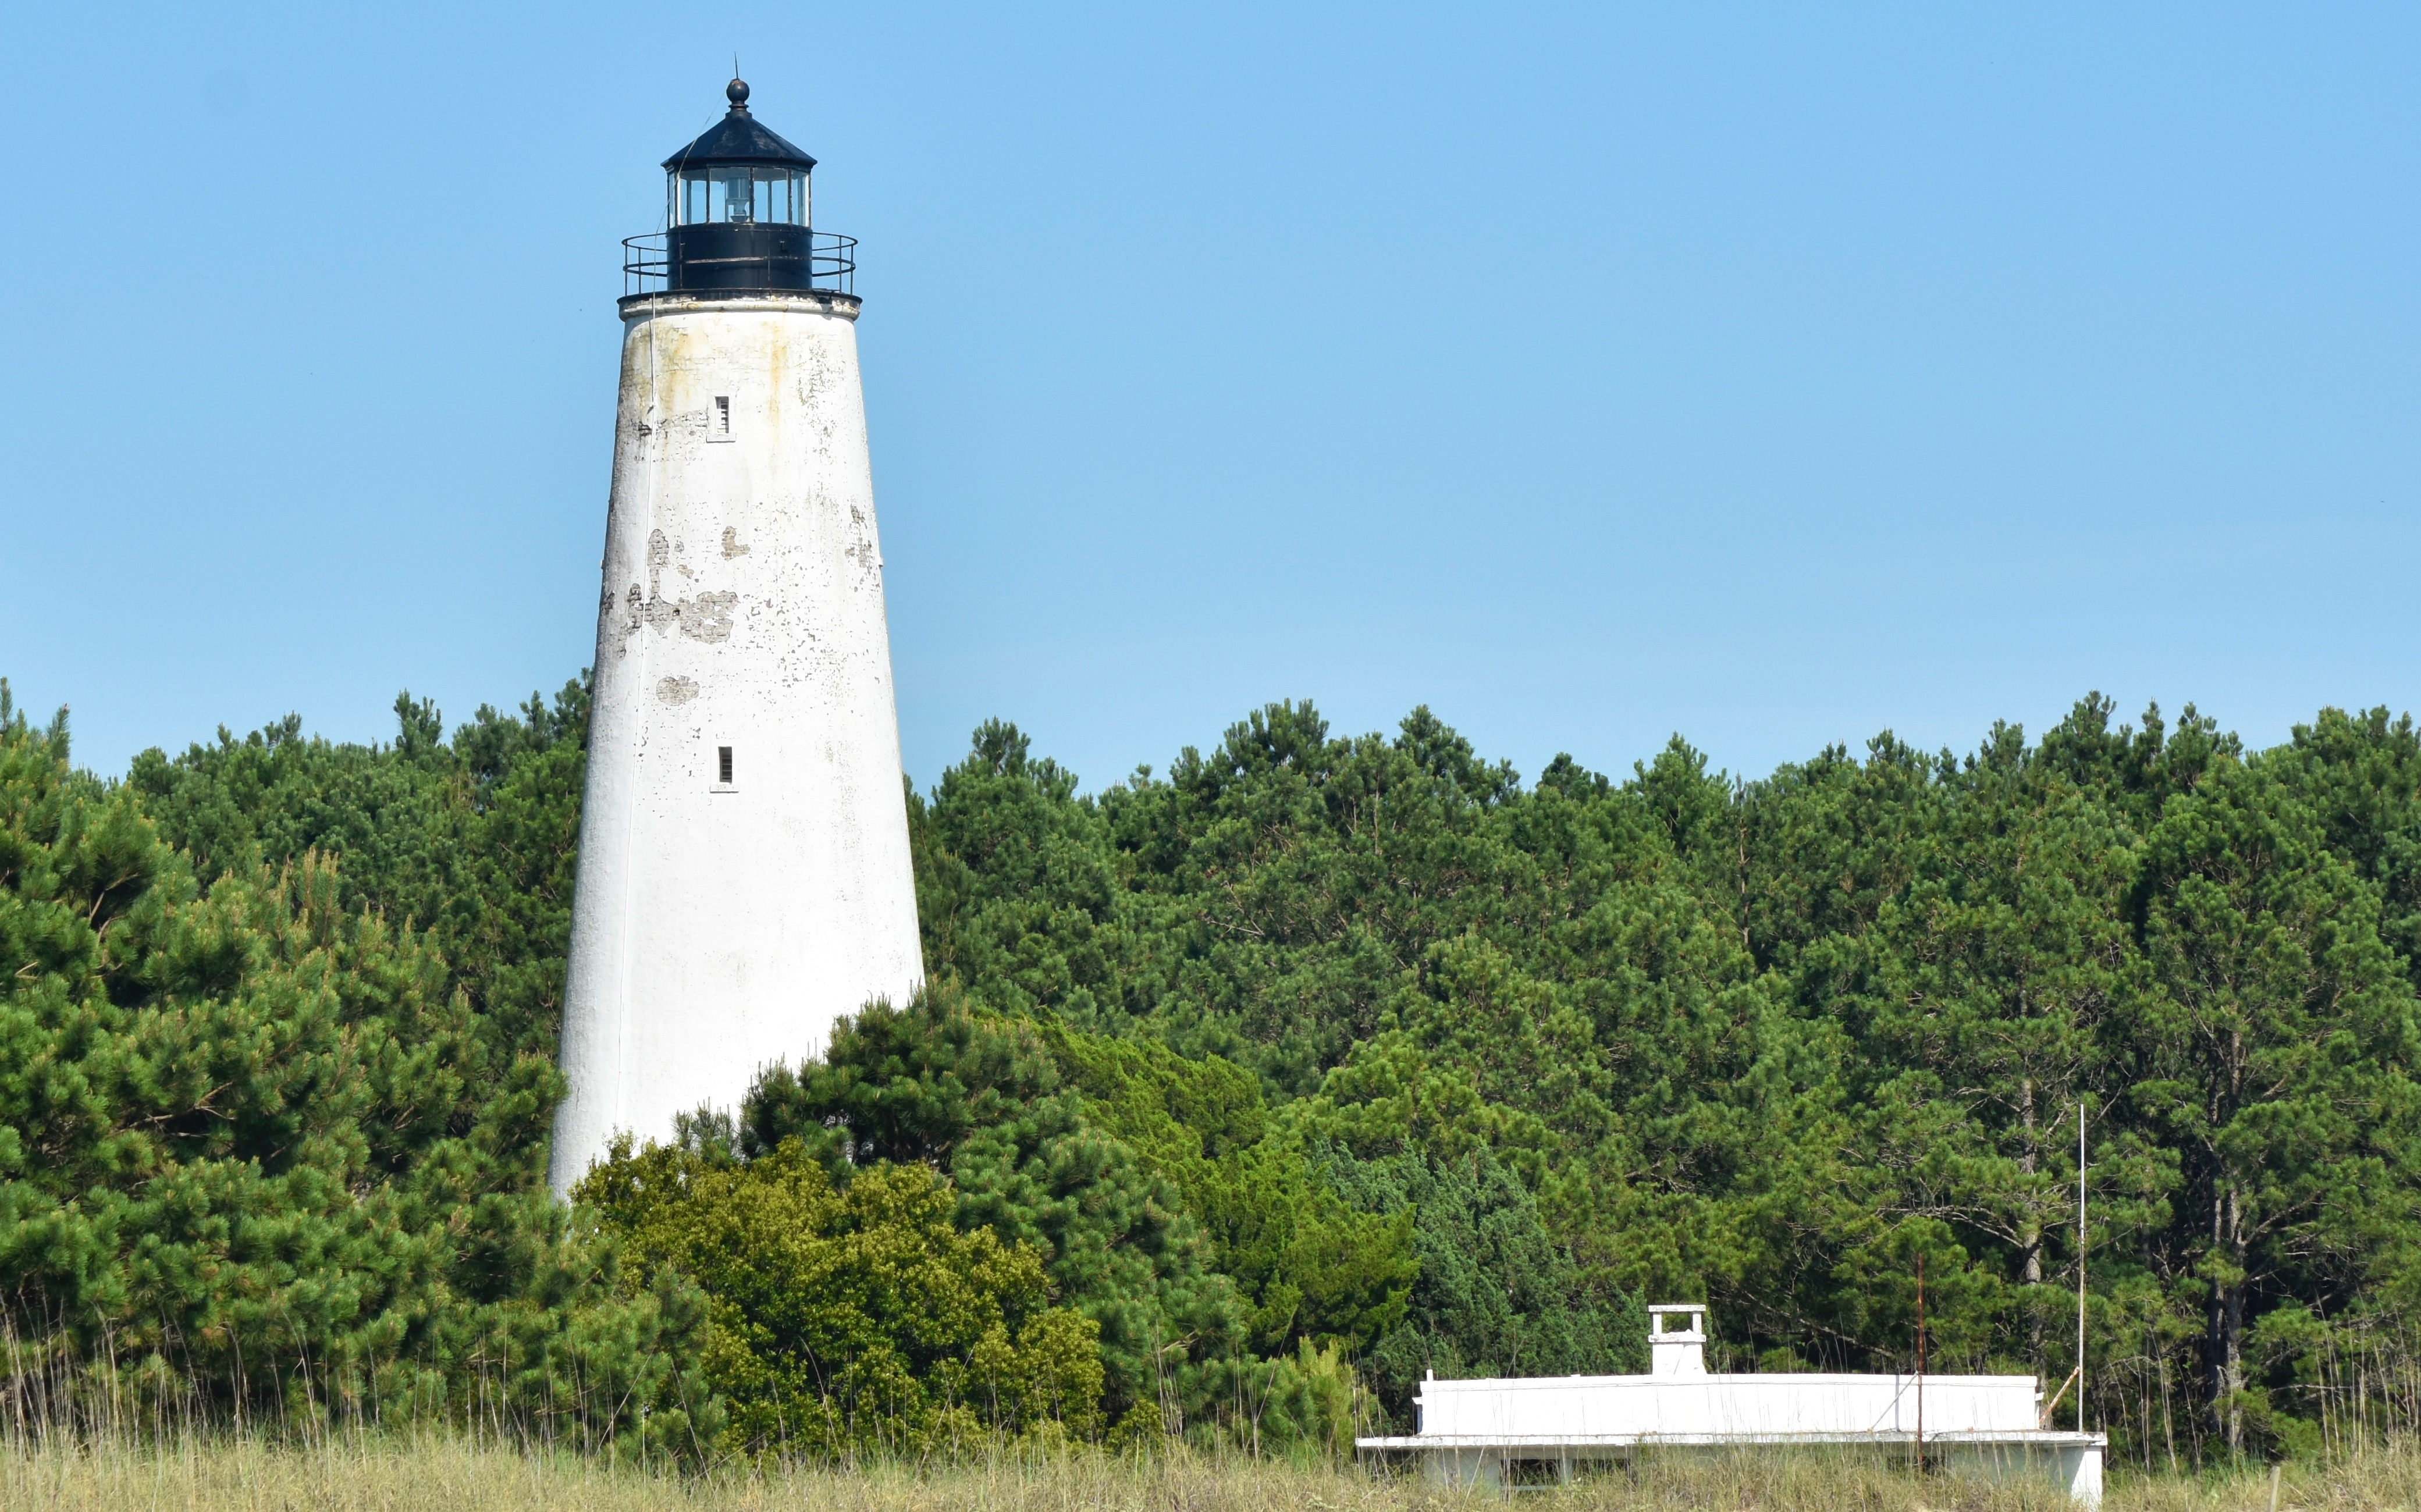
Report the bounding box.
[549,287,922,1197]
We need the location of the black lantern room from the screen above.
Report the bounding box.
[628,79,854,296]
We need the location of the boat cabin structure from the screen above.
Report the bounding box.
[1356,1305,2106,1503]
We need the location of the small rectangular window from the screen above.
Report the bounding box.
[708,395,733,442]
[717,745,734,785]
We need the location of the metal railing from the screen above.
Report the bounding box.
[621,230,858,297]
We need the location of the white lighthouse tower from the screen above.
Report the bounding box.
[549,79,923,1196]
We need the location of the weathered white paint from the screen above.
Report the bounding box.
[1413,1365,2040,1438]
[548,288,922,1197]
[1648,1303,1709,1376]
[1941,1437,2107,1507]
[1359,1307,2107,1504]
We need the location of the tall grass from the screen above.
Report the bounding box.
[9,1433,2421,1512]
[10,1314,2421,1511]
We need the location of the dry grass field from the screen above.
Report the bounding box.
[4,1435,2418,1512]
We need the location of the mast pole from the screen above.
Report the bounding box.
[2078,1097,2088,1434]
[1916,1251,1927,1468]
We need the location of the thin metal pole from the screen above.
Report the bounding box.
[2078,1098,2089,1434]
[1917,1252,1927,1470]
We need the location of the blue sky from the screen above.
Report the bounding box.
[3,3,2415,792]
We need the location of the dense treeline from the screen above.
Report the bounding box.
[906,702,2421,1465]
[0,680,708,1454]
[2,673,2418,1468]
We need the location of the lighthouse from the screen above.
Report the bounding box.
[549,80,923,1196]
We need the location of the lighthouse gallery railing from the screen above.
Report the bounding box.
[621,231,858,297]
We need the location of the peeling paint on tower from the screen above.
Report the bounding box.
[549,80,922,1198]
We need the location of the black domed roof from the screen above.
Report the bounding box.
[662,79,816,171]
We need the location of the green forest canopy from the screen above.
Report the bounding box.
[3,674,2419,1467]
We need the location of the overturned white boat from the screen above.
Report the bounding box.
[1356,1305,2106,1504]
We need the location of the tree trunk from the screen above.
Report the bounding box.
[2210,1027,2250,1456]
[2019,1079,2043,1367]
[2209,1180,2247,1455]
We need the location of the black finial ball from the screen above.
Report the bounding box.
[727,77,749,108]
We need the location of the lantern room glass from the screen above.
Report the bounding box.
[670,168,809,227]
